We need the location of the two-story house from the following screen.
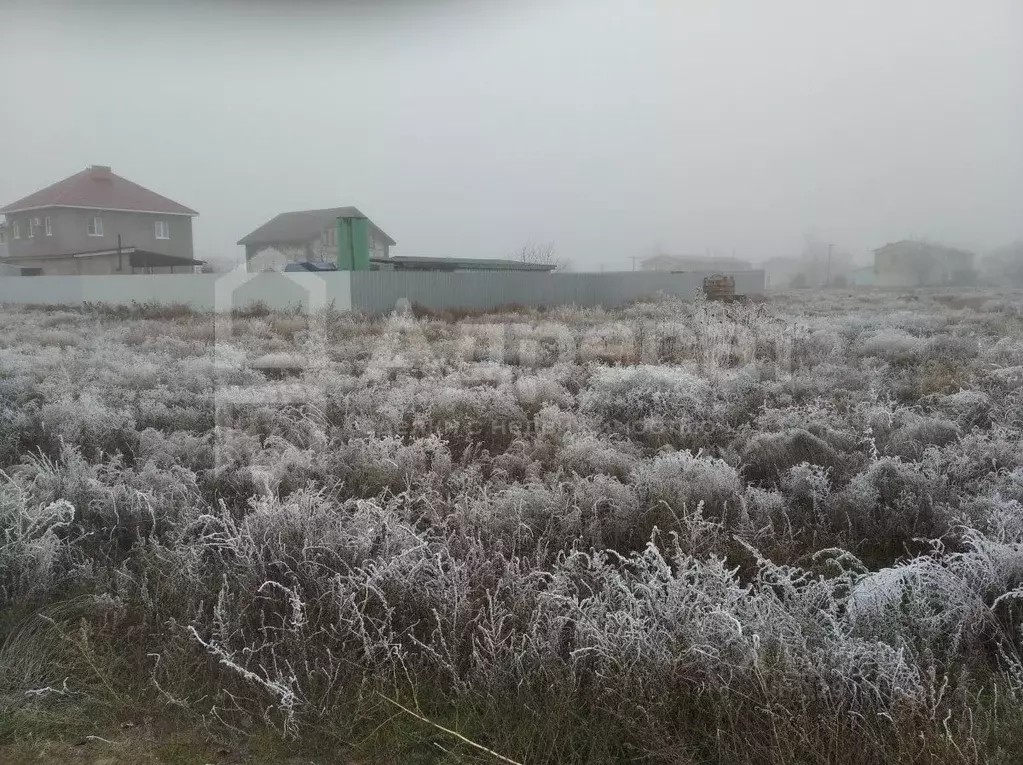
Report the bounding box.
[238,207,396,272]
[0,165,203,275]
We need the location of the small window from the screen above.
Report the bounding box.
[87,216,103,236]
[154,220,169,239]
[44,217,52,236]
[11,221,18,239]
[0,230,6,244]
[27,220,34,238]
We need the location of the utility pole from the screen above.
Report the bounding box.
[826,243,834,287]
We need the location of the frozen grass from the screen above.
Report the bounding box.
[2,290,1023,763]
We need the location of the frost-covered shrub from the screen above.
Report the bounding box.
[920,333,979,364]
[38,391,138,458]
[6,296,1023,764]
[787,328,841,369]
[578,365,716,448]
[501,372,573,412]
[563,473,643,548]
[476,481,568,545]
[837,458,947,559]
[239,490,423,570]
[780,462,831,505]
[326,435,453,497]
[886,413,960,460]
[448,361,516,389]
[0,404,24,468]
[557,431,641,481]
[986,365,1023,391]
[426,385,527,450]
[848,535,1023,656]
[0,489,76,602]
[855,329,921,364]
[741,428,840,485]
[632,451,741,516]
[921,390,992,428]
[579,365,710,425]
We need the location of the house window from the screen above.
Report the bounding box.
[154,220,169,239]
[87,216,103,236]
[11,221,18,239]
[0,230,6,244]
[44,217,52,236]
[27,220,34,238]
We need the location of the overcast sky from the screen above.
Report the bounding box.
[2,0,1020,268]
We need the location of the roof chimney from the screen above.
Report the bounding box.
[88,165,112,177]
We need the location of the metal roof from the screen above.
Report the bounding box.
[1,166,198,216]
[283,260,337,272]
[4,246,204,267]
[127,250,206,268]
[872,240,974,259]
[238,207,396,247]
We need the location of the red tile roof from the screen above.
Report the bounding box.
[1,166,198,216]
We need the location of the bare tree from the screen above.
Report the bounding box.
[312,238,335,263]
[512,240,570,271]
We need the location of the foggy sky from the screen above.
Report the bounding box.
[2,0,1020,269]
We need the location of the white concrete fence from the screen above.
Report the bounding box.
[0,269,765,314]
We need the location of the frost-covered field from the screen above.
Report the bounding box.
[3,291,1023,764]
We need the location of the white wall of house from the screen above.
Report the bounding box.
[246,228,391,273]
[370,232,390,259]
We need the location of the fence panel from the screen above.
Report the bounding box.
[349,270,765,314]
[0,269,765,314]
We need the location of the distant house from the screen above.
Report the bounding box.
[0,165,203,275]
[640,254,753,272]
[850,266,875,287]
[873,241,976,287]
[239,207,396,272]
[982,241,1023,287]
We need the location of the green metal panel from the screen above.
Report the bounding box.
[336,216,370,271]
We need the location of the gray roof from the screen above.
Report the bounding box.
[237,207,396,247]
[873,240,974,258]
